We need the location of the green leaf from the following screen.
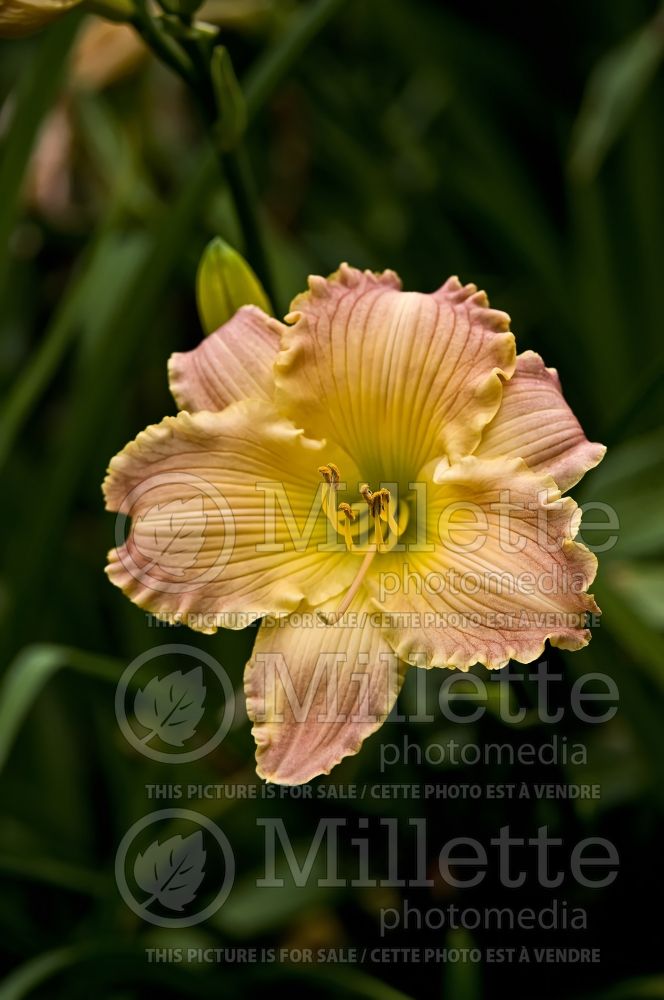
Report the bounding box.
[214,851,333,937]
[196,236,272,333]
[0,150,217,660]
[569,6,664,181]
[604,560,664,630]
[0,940,217,999]
[0,942,127,1000]
[577,428,664,558]
[242,0,348,122]
[442,928,482,1000]
[0,226,146,473]
[0,944,95,1000]
[584,974,664,999]
[0,15,80,300]
[0,645,122,773]
[592,579,664,694]
[0,853,107,897]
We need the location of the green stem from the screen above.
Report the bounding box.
[221,145,275,307]
[129,0,348,309]
[130,3,275,300]
[84,0,135,22]
[132,0,197,88]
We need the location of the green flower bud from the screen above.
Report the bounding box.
[196,236,272,334]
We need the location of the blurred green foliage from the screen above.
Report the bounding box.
[0,1,663,998]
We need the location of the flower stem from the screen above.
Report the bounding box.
[108,0,347,310]
[84,0,136,23]
[132,0,197,90]
[128,0,275,304]
[221,146,274,308]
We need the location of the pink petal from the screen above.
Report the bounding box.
[476,351,605,491]
[245,588,405,784]
[103,400,359,632]
[168,305,282,413]
[378,456,599,670]
[274,264,515,486]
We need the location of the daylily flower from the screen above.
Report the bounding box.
[0,0,81,37]
[103,264,605,784]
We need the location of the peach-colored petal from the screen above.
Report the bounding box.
[377,456,599,670]
[245,589,405,784]
[274,264,516,487]
[476,351,606,491]
[103,399,359,633]
[70,19,148,92]
[25,103,73,220]
[168,305,282,413]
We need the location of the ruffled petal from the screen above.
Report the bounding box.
[274,264,516,487]
[168,305,282,412]
[476,351,606,491]
[245,589,406,784]
[103,399,359,632]
[378,456,599,670]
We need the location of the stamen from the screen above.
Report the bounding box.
[361,485,395,550]
[374,512,384,548]
[360,483,373,508]
[317,468,401,561]
[338,502,356,552]
[315,474,407,625]
[319,463,342,531]
[377,489,400,536]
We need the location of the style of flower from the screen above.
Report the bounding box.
[103,264,605,784]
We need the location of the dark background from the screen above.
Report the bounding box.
[1,0,663,997]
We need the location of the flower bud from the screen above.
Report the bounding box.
[196,236,272,334]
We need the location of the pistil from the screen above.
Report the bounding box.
[318,548,376,624]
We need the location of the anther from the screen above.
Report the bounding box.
[319,462,343,530]
[338,502,356,552]
[374,487,399,536]
[360,484,395,547]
